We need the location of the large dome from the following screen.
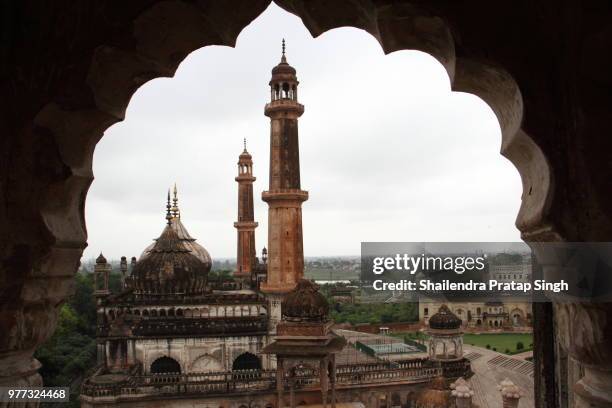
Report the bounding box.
[139,217,211,266]
[128,213,212,296]
[282,279,329,322]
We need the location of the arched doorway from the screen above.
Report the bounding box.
[151,356,181,374]
[511,308,524,326]
[232,352,262,371]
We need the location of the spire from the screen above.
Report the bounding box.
[281,38,287,63]
[172,183,180,218]
[165,189,172,225]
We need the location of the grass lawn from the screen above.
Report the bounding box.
[463,333,533,355]
[389,332,533,356]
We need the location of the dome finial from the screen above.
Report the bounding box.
[243,138,247,152]
[281,38,287,63]
[165,188,172,225]
[172,183,180,218]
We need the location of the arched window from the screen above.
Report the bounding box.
[232,352,262,371]
[150,356,181,374]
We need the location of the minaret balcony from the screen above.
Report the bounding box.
[234,221,258,229]
[235,174,256,182]
[264,99,304,117]
[262,189,308,203]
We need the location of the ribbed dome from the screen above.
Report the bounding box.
[272,61,296,76]
[282,279,329,322]
[428,305,462,330]
[139,218,211,267]
[128,219,211,296]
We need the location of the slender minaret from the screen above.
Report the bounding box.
[119,256,128,289]
[260,40,308,331]
[234,139,258,285]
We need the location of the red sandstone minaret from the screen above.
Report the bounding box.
[260,40,308,330]
[234,139,258,285]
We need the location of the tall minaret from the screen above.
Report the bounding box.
[234,138,258,285]
[260,40,308,331]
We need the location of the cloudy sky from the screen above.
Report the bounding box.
[84,3,522,262]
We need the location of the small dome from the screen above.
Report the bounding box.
[282,279,329,322]
[96,253,107,264]
[428,305,462,330]
[271,40,297,78]
[272,61,296,76]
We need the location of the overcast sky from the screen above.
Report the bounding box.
[84,3,522,262]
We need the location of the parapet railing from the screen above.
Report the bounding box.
[81,359,446,399]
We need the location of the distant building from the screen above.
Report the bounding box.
[488,263,532,284]
[419,299,532,329]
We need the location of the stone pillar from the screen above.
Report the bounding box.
[557,303,612,408]
[498,378,522,408]
[531,244,612,408]
[105,342,111,368]
[320,359,328,408]
[289,373,295,408]
[126,340,135,366]
[330,355,337,408]
[451,377,474,408]
[277,358,284,408]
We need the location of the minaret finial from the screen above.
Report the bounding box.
[166,188,172,224]
[243,138,247,152]
[281,38,287,63]
[172,183,180,218]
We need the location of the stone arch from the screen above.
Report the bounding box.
[510,308,525,326]
[391,392,401,407]
[232,352,262,371]
[3,3,610,407]
[150,356,181,374]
